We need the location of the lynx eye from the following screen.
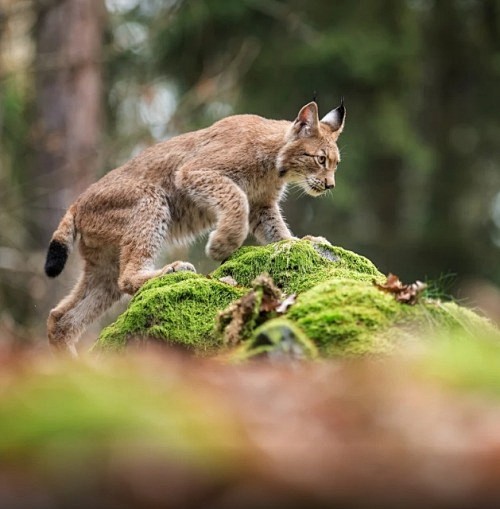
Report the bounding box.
[316,155,327,166]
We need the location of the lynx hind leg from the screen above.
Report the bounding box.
[115,192,199,295]
[118,249,196,295]
[47,262,121,356]
[117,203,195,295]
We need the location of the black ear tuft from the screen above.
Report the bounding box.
[45,240,69,278]
[320,98,346,133]
[338,96,345,118]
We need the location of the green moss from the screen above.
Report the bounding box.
[407,300,493,334]
[284,278,495,357]
[97,240,385,352]
[96,271,245,352]
[211,239,383,294]
[285,278,400,356]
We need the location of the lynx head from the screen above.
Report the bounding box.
[277,100,345,196]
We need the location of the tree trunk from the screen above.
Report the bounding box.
[30,0,105,246]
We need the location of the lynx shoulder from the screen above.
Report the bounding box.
[44,100,346,355]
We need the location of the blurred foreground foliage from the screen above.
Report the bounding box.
[2,334,500,508]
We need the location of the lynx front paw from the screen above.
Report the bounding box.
[161,260,196,275]
[302,235,331,245]
[206,231,241,261]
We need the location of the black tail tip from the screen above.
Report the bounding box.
[45,240,69,278]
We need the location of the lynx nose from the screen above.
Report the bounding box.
[325,177,335,190]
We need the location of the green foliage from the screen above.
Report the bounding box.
[1,79,31,185]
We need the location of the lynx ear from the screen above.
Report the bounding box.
[321,98,346,134]
[292,102,320,138]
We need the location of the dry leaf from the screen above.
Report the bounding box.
[374,273,427,305]
[218,275,298,345]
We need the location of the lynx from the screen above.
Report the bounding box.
[45,100,346,355]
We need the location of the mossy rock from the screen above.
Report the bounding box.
[283,278,400,356]
[97,239,381,352]
[281,279,494,357]
[95,271,245,352]
[96,239,495,357]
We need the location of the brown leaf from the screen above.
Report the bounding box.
[254,274,283,313]
[260,294,278,313]
[374,273,427,305]
[217,275,300,345]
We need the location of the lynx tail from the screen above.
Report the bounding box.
[44,206,77,278]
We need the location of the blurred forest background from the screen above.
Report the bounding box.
[1,0,500,344]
